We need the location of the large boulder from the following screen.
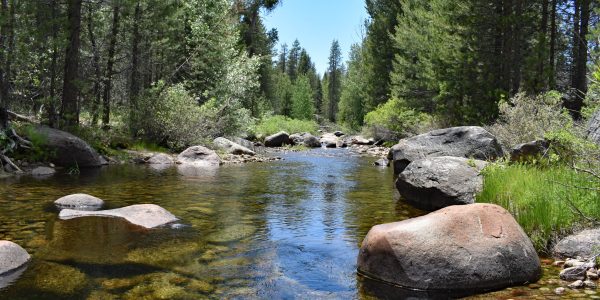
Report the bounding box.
[553,228,600,259]
[357,203,541,293]
[59,204,179,229]
[510,140,550,162]
[290,133,321,148]
[213,137,255,156]
[30,126,102,167]
[264,131,291,147]
[55,193,104,210]
[388,126,503,174]
[588,110,600,145]
[320,133,339,148]
[146,153,174,165]
[0,241,30,276]
[396,156,487,211]
[177,146,222,167]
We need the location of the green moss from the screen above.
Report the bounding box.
[32,262,89,296]
[125,241,203,268]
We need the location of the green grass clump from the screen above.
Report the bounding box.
[477,164,600,253]
[251,115,318,137]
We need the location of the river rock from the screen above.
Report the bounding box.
[177,146,222,167]
[320,133,339,148]
[588,109,600,145]
[59,204,178,229]
[0,241,30,275]
[560,267,587,281]
[357,203,541,292]
[351,136,373,145]
[264,131,291,147]
[396,156,487,211]
[387,126,503,174]
[510,140,550,162]
[231,138,256,151]
[568,280,585,289]
[290,133,321,148]
[374,158,389,167]
[30,126,103,167]
[54,193,104,210]
[146,153,174,165]
[31,166,56,176]
[213,137,255,156]
[553,228,600,259]
[334,131,344,137]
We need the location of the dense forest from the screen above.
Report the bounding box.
[0,0,598,152]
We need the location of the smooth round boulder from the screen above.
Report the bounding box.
[388,126,503,174]
[29,126,103,168]
[146,153,174,165]
[320,133,339,148]
[290,133,321,148]
[357,203,541,293]
[351,136,373,145]
[553,228,600,259]
[55,193,104,210]
[59,204,179,229]
[213,137,255,156]
[0,241,30,275]
[264,131,291,147]
[396,156,487,211]
[177,146,222,167]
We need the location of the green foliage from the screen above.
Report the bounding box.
[363,98,432,140]
[290,75,315,120]
[488,92,574,149]
[478,164,600,253]
[251,115,318,137]
[339,43,368,129]
[325,40,343,122]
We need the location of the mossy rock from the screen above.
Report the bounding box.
[187,279,215,294]
[31,261,89,296]
[206,224,256,243]
[86,290,118,300]
[122,272,197,300]
[125,241,203,268]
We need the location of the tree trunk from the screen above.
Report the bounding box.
[537,0,549,92]
[61,0,83,128]
[101,3,121,129]
[87,5,102,126]
[549,0,557,89]
[0,0,8,111]
[568,0,589,119]
[48,0,59,128]
[570,0,580,87]
[511,0,523,94]
[130,1,141,112]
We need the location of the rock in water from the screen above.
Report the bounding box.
[264,131,291,147]
[396,156,487,211]
[357,203,541,293]
[290,133,321,148]
[30,126,102,167]
[0,241,30,275]
[588,109,600,145]
[146,153,174,165]
[213,137,255,156]
[553,228,600,259]
[320,133,339,148]
[351,136,373,145]
[510,140,550,162]
[177,146,222,167]
[31,166,56,176]
[59,204,179,229]
[387,126,503,174]
[54,193,104,210]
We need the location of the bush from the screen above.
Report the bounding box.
[488,91,573,149]
[363,97,433,141]
[251,115,318,137]
[477,163,600,253]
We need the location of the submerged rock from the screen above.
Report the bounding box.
[177,146,222,167]
[59,204,179,229]
[357,203,541,292]
[264,131,291,147]
[553,228,600,259]
[54,193,104,210]
[28,126,103,167]
[387,126,503,174]
[0,241,30,276]
[396,156,487,211]
[214,137,255,156]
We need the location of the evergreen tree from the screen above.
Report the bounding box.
[291,74,315,120]
[287,39,301,81]
[339,43,367,129]
[326,40,342,122]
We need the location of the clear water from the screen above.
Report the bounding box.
[0,149,595,299]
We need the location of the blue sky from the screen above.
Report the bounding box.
[262,0,368,75]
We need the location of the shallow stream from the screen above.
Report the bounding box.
[0,149,595,299]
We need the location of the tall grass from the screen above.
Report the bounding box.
[477,164,600,253]
[251,115,318,137]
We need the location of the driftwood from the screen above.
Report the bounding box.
[7,110,36,124]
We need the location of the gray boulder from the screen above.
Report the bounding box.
[388,126,503,174]
[320,133,339,148]
[55,193,104,210]
[351,136,373,145]
[553,228,600,259]
[396,156,487,211]
[357,203,541,292]
[177,146,222,167]
[59,204,178,229]
[146,153,174,165]
[264,131,291,147]
[213,137,255,156]
[510,140,550,162]
[0,241,30,275]
[30,126,102,167]
[31,166,56,176]
[290,133,321,148]
[588,110,600,145]
[231,138,256,151]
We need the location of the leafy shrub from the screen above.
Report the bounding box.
[488,91,573,149]
[250,115,318,137]
[363,97,433,141]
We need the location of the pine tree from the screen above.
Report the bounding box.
[326,40,342,122]
[291,74,315,120]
